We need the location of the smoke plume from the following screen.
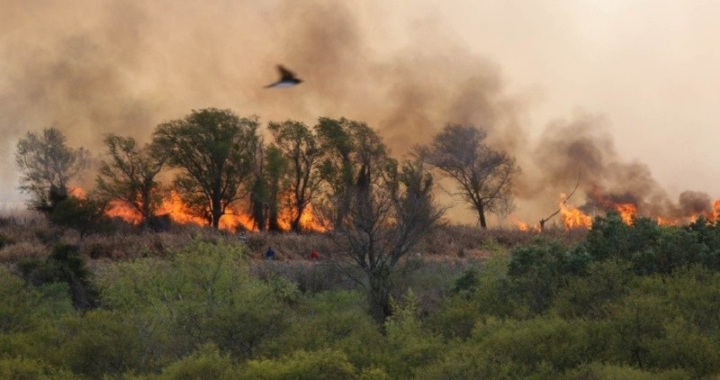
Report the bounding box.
[0,0,713,224]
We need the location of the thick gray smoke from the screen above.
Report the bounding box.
[0,0,713,223]
[526,112,715,222]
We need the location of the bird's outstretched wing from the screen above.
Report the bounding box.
[277,65,297,81]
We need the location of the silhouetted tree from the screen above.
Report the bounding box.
[96,134,166,229]
[420,124,520,229]
[319,160,443,322]
[315,117,388,226]
[264,145,290,232]
[268,120,322,232]
[49,196,109,239]
[153,108,259,229]
[15,127,90,213]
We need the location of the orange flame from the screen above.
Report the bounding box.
[559,202,593,230]
[510,215,540,232]
[103,190,327,232]
[614,203,637,225]
[68,187,87,199]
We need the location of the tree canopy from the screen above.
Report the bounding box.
[15,127,90,212]
[153,108,259,229]
[420,124,520,229]
[96,134,166,227]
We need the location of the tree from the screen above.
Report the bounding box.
[315,117,388,226]
[321,156,444,323]
[420,124,520,229]
[49,196,110,239]
[153,108,259,229]
[247,140,289,232]
[248,137,268,231]
[95,134,166,228]
[15,127,90,213]
[268,120,322,233]
[264,145,290,232]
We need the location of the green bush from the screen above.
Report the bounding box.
[238,349,357,380]
[19,244,97,310]
[59,310,147,378]
[508,240,591,315]
[560,362,691,380]
[259,291,385,369]
[0,356,78,380]
[153,344,236,380]
[49,196,111,238]
[98,239,291,359]
[552,260,634,319]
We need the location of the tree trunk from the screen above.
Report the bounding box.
[268,207,282,232]
[290,204,306,233]
[478,203,487,229]
[368,267,392,323]
[211,197,222,229]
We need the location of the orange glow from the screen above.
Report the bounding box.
[560,201,593,230]
[102,190,327,232]
[106,200,143,224]
[656,216,674,226]
[295,204,328,232]
[510,215,540,232]
[614,203,637,225]
[68,187,87,199]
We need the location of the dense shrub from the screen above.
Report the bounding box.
[17,244,98,310]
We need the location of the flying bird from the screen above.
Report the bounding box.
[265,65,302,88]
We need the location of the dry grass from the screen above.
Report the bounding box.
[0,214,587,265]
[0,241,49,263]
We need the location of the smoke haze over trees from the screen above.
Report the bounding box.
[1,1,718,225]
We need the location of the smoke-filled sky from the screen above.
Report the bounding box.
[2,0,719,225]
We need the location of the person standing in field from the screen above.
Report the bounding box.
[309,249,320,260]
[266,247,276,261]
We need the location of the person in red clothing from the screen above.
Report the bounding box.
[309,249,320,260]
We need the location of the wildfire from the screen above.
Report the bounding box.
[68,187,87,199]
[559,199,593,230]
[613,203,637,225]
[510,215,540,232]
[277,203,328,232]
[103,190,327,233]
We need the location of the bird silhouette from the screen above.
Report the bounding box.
[265,65,302,88]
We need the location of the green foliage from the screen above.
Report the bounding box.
[238,349,357,380]
[552,260,634,319]
[153,344,235,380]
[260,291,385,369]
[508,240,591,314]
[0,267,41,332]
[153,108,260,228]
[384,290,444,380]
[59,310,147,378]
[560,362,691,380]
[18,244,97,310]
[451,268,480,294]
[8,213,720,379]
[0,356,78,380]
[98,239,291,359]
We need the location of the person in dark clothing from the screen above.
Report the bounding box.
[265,247,276,261]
